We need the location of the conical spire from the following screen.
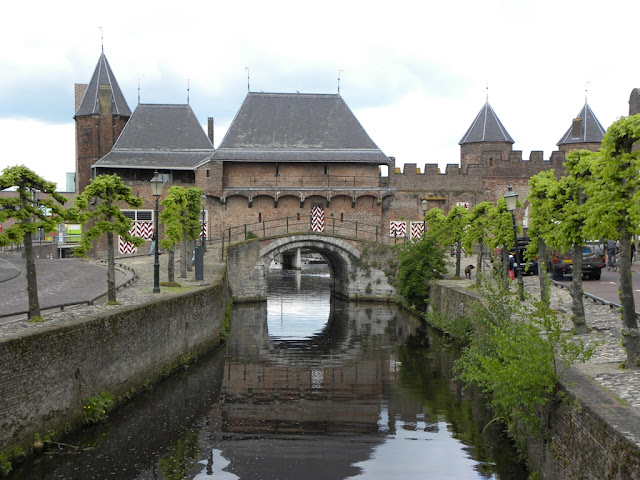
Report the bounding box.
[459,102,514,145]
[557,102,605,146]
[74,52,131,118]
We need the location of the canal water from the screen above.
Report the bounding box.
[8,265,527,479]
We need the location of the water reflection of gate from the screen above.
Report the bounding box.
[219,300,415,435]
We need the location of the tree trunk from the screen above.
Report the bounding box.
[619,231,640,367]
[538,238,550,307]
[475,241,483,286]
[23,228,41,319]
[455,241,461,278]
[168,247,175,283]
[187,240,194,272]
[107,231,116,302]
[570,243,587,334]
[501,246,510,286]
[180,241,187,278]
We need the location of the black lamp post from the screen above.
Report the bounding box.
[151,171,164,293]
[504,185,524,298]
[420,199,428,236]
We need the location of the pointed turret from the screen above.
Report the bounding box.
[459,102,514,172]
[74,51,131,193]
[557,102,605,152]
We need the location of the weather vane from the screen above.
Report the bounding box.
[99,27,104,52]
[245,67,250,92]
[187,79,190,105]
[338,69,343,94]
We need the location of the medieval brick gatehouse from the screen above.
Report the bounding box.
[74,52,610,253]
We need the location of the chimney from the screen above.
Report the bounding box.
[571,118,582,139]
[75,84,88,112]
[208,117,214,145]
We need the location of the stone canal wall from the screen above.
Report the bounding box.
[0,275,227,453]
[430,281,640,479]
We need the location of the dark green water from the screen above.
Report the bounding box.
[7,266,527,479]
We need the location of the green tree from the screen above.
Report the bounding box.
[486,197,520,285]
[160,186,188,282]
[445,206,471,278]
[72,174,143,302]
[544,150,595,334]
[184,187,203,275]
[425,206,470,278]
[395,233,448,312]
[463,201,495,285]
[583,114,640,367]
[0,166,67,319]
[527,170,559,306]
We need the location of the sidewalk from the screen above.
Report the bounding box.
[0,247,226,337]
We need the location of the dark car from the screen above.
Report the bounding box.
[548,242,606,280]
[510,237,538,276]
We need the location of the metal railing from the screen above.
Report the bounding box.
[551,279,640,318]
[0,261,138,320]
[206,214,405,261]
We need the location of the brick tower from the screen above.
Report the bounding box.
[459,101,514,173]
[74,51,131,193]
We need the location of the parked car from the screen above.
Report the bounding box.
[548,241,606,280]
[509,237,538,276]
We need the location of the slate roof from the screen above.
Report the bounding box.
[75,52,132,118]
[212,92,390,164]
[557,103,606,146]
[459,102,514,145]
[92,104,214,170]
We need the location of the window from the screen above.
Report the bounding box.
[122,209,154,221]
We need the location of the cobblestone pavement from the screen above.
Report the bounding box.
[454,256,640,412]
[0,247,225,338]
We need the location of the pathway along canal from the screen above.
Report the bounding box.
[8,265,528,479]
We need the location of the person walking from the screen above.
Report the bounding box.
[632,242,636,263]
[607,239,618,268]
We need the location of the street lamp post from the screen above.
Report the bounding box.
[151,171,164,293]
[504,185,524,298]
[420,199,428,236]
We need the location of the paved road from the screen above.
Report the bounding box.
[556,263,640,308]
[0,252,127,319]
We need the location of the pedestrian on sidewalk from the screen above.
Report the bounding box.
[607,240,618,268]
[632,242,636,263]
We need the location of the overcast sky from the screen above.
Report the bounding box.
[1,0,639,191]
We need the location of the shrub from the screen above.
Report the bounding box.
[395,236,447,311]
[83,391,114,424]
[454,277,594,448]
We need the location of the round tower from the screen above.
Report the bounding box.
[459,101,514,173]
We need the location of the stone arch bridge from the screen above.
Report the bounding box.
[226,233,396,302]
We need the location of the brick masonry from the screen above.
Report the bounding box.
[0,276,227,452]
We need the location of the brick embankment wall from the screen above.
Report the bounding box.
[429,281,640,479]
[0,275,227,453]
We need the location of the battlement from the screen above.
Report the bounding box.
[389,148,566,180]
